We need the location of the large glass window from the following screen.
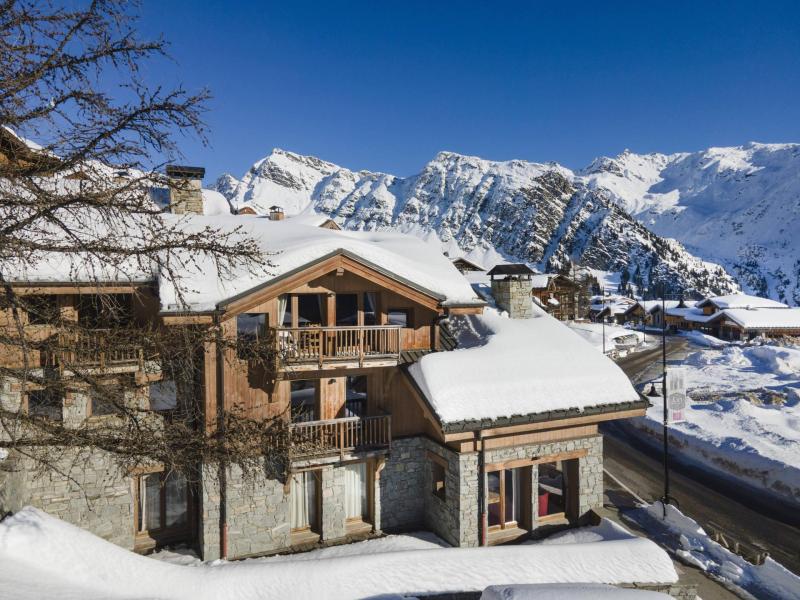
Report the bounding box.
[78,294,132,328]
[336,294,358,326]
[290,380,317,422]
[538,461,565,518]
[345,375,367,417]
[136,471,189,534]
[297,294,325,327]
[290,471,319,531]
[344,462,369,521]
[387,308,410,328]
[487,468,523,529]
[363,293,378,326]
[27,389,63,421]
[25,295,60,325]
[237,313,268,358]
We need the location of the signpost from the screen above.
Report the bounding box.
[666,367,687,424]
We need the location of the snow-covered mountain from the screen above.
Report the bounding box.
[215,149,738,297]
[581,143,800,304]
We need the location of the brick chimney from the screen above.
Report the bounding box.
[269,205,285,221]
[166,165,205,214]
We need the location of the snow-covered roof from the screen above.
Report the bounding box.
[530,274,554,289]
[200,189,232,216]
[408,308,641,427]
[160,216,483,312]
[698,293,788,310]
[715,307,800,330]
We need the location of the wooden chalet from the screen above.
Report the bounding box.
[529,274,578,321]
[0,163,649,560]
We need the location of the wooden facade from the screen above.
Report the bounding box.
[530,275,578,321]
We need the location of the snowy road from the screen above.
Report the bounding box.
[604,339,800,576]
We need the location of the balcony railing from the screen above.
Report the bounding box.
[51,329,144,370]
[274,325,401,369]
[289,414,392,459]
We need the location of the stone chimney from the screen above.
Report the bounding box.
[487,264,535,319]
[269,205,285,221]
[166,165,205,214]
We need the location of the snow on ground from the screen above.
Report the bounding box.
[409,308,640,424]
[627,340,800,505]
[0,508,677,600]
[481,583,672,600]
[625,502,800,600]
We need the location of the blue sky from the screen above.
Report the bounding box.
[138,1,800,183]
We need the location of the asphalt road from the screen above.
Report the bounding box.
[604,335,800,576]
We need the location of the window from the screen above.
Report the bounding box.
[538,461,565,518]
[431,460,446,501]
[90,388,125,417]
[25,295,60,325]
[297,294,325,327]
[344,375,367,417]
[487,468,522,529]
[363,293,378,326]
[135,471,189,535]
[387,308,410,327]
[236,313,268,358]
[344,462,369,522]
[278,294,292,327]
[27,389,62,421]
[335,294,358,326]
[290,380,317,422]
[290,471,319,532]
[78,294,132,328]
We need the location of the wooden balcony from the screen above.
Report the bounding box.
[289,414,392,459]
[274,325,401,371]
[50,329,144,371]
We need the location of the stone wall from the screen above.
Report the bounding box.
[378,437,427,531]
[491,279,534,319]
[0,381,137,549]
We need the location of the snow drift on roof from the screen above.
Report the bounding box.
[718,307,800,329]
[408,308,640,424]
[160,216,482,312]
[701,293,788,310]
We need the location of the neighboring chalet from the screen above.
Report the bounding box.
[589,295,636,324]
[450,256,486,275]
[0,165,646,560]
[529,274,578,321]
[676,294,799,340]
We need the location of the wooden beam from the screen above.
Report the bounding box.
[443,407,646,442]
[485,448,588,472]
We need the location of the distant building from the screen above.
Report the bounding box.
[530,274,578,321]
[450,256,485,274]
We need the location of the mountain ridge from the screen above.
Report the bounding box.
[213,147,743,299]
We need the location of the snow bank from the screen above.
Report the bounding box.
[625,342,800,505]
[159,216,481,312]
[627,502,800,600]
[409,310,640,424]
[481,583,672,600]
[678,330,729,348]
[0,508,677,600]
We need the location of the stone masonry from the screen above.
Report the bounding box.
[0,382,136,549]
[379,434,604,548]
[490,278,534,319]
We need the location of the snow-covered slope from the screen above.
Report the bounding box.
[581,143,800,304]
[216,149,738,297]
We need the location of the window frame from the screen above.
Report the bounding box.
[387,307,412,328]
[429,453,447,501]
[133,469,193,545]
[26,388,63,421]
